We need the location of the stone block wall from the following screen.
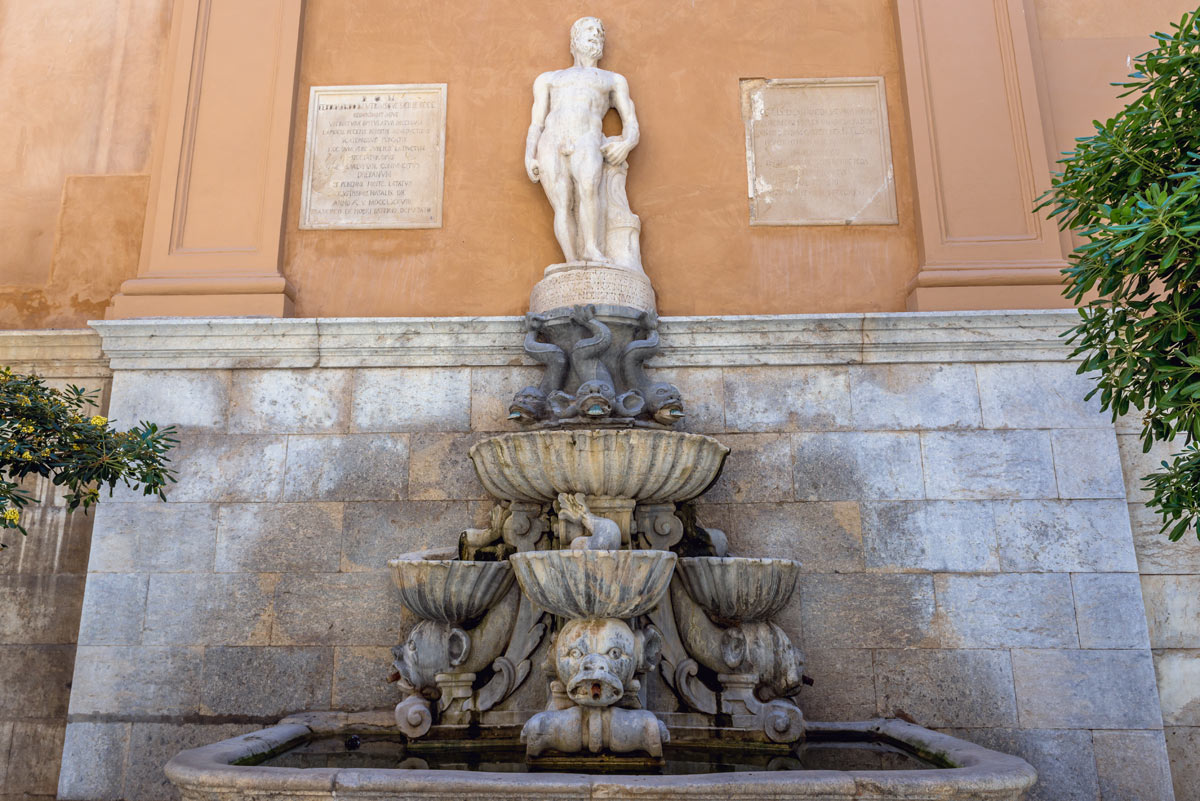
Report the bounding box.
[0,331,111,801]
[52,312,1198,801]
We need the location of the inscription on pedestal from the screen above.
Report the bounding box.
[530,267,656,314]
[300,84,446,229]
[742,77,897,226]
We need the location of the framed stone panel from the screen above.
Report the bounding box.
[300,84,447,230]
[741,77,898,226]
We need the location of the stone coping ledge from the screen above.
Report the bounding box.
[163,714,1038,801]
[0,328,111,378]
[81,310,1079,370]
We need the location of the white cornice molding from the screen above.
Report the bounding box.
[85,310,1081,370]
[0,329,111,378]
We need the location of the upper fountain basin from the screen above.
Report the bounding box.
[677,557,800,623]
[387,558,514,623]
[510,549,676,619]
[468,430,729,504]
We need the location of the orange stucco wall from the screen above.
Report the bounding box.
[2,1,1198,327]
[0,0,169,329]
[283,0,919,317]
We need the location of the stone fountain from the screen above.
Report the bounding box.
[164,17,1037,800]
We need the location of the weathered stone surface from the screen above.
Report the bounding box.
[332,646,397,711]
[69,645,202,716]
[301,84,446,230]
[976,362,1105,428]
[994,500,1138,572]
[650,367,726,434]
[702,434,792,503]
[1013,649,1163,728]
[793,432,924,501]
[341,500,471,572]
[469,366,542,432]
[143,574,276,646]
[351,368,470,432]
[1142,576,1200,649]
[107,369,230,429]
[1118,433,1178,504]
[271,572,404,646]
[797,648,875,721]
[143,433,287,503]
[408,432,489,500]
[77,573,147,645]
[935,574,1077,648]
[0,501,92,575]
[92,319,320,371]
[58,721,129,801]
[0,573,85,643]
[200,646,333,716]
[228,369,350,433]
[6,720,65,795]
[88,502,217,573]
[874,649,1016,727]
[723,366,851,432]
[1051,428,1126,499]
[124,722,255,801]
[1165,727,1200,801]
[724,502,863,573]
[1073,573,1151,649]
[1093,730,1176,801]
[848,364,981,429]
[800,574,935,648]
[859,310,1078,364]
[921,430,1057,500]
[861,501,998,572]
[943,728,1098,801]
[215,503,343,573]
[0,720,10,792]
[1130,501,1200,574]
[742,77,897,226]
[283,433,409,501]
[0,645,73,717]
[1155,650,1200,726]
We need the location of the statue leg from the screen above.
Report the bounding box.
[539,155,576,262]
[572,148,607,262]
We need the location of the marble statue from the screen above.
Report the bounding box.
[525,17,643,272]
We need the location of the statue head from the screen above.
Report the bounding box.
[392,620,470,692]
[508,386,548,422]
[570,17,605,62]
[575,380,616,417]
[644,382,684,425]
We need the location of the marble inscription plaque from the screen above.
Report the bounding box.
[530,267,656,314]
[742,77,897,226]
[300,84,446,229]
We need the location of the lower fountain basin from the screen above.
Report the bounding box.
[164,713,1037,800]
[510,549,676,619]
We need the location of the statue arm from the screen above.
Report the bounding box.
[602,73,639,166]
[525,73,550,182]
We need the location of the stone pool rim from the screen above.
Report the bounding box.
[164,713,1038,800]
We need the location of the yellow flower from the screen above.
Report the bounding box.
[89,416,108,427]
[19,451,32,460]
[2,509,18,523]
[20,425,34,434]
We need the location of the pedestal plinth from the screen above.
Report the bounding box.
[530,263,656,315]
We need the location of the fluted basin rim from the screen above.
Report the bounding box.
[677,556,800,623]
[388,558,514,624]
[510,549,677,619]
[468,429,729,504]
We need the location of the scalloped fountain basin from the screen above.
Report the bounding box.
[676,557,800,623]
[468,429,729,503]
[164,713,1037,800]
[510,550,676,619]
[387,558,514,623]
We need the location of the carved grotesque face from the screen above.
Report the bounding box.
[575,380,615,417]
[644,383,684,424]
[392,621,469,691]
[570,17,605,61]
[508,386,548,421]
[556,618,636,707]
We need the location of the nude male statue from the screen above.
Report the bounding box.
[525,17,640,266]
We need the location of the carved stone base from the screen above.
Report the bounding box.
[530,265,656,315]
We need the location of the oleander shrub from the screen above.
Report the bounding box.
[1039,8,1200,542]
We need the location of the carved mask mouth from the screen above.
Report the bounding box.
[654,404,684,424]
[566,670,622,707]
